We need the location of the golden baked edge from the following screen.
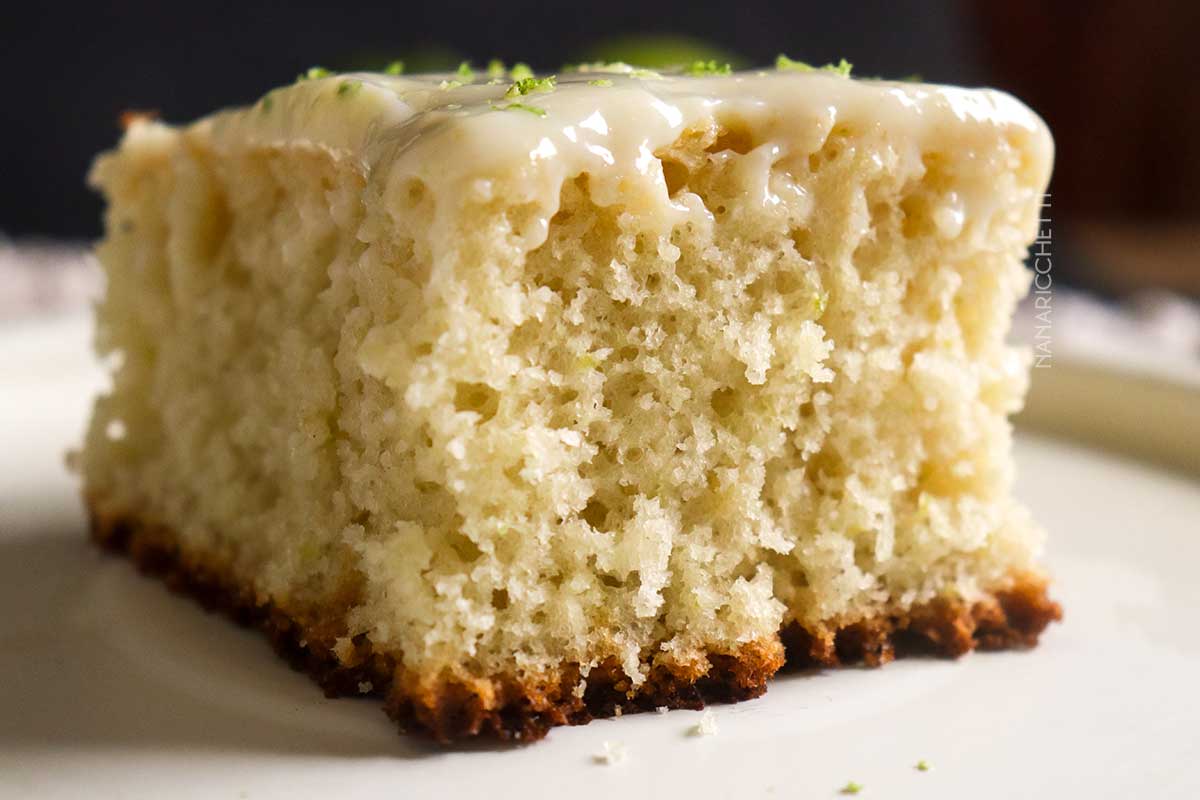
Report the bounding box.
[88,499,1061,745]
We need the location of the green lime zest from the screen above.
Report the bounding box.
[829,58,853,77]
[336,80,362,97]
[683,59,731,76]
[916,760,931,772]
[298,66,332,81]
[510,62,534,81]
[383,60,405,75]
[505,74,556,98]
[840,781,863,795]
[588,78,614,87]
[486,59,506,79]
[775,54,814,72]
[456,61,475,80]
[498,101,547,117]
[776,54,853,77]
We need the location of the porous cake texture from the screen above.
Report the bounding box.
[82,63,1059,742]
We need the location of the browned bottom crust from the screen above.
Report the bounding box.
[88,504,1061,744]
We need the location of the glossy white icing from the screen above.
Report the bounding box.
[198,67,1052,252]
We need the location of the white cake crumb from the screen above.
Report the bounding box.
[613,705,623,717]
[690,708,719,736]
[655,706,669,715]
[593,740,627,765]
[357,681,373,694]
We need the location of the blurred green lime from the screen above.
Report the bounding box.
[578,35,744,69]
[341,44,466,73]
[328,36,745,76]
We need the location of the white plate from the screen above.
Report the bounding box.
[3,314,1199,800]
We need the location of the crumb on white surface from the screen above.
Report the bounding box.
[655,706,668,715]
[613,705,623,717]
[689,708,719,736]
[593,740,627,765]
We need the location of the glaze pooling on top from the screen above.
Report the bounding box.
[205,68,1052,254]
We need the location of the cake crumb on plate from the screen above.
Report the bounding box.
[593,741,627,765]
[689,709,719,736]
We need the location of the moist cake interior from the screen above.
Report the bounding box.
[82,64,1059,741]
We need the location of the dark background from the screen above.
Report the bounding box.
[4,0,1198,294]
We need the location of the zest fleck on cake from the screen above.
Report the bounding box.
[82,61,1060,742]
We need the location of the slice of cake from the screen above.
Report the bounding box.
[82,61,1060,742]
